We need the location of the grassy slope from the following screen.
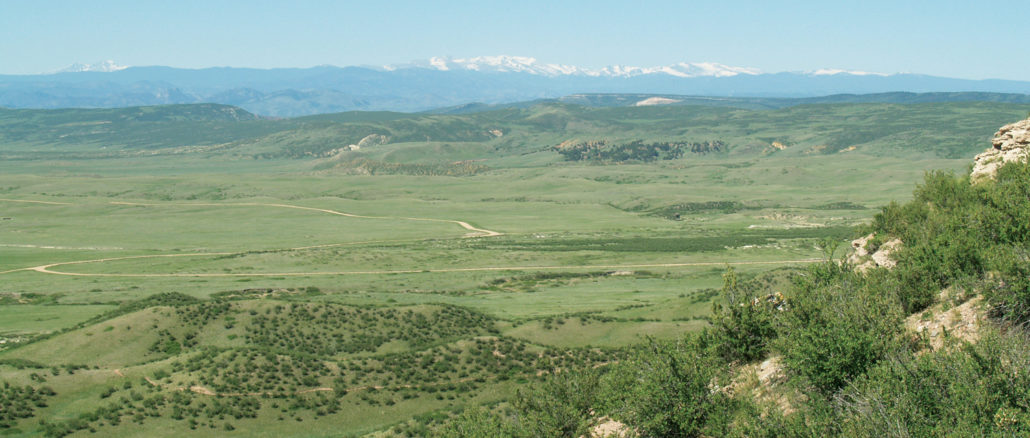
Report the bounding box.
[1,100,1028,435]
[1,300,621,435]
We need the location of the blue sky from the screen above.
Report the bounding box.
[1,0,1026,80]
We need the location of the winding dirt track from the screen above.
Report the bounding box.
[0,198,72,206]
[1,198,820,277]
[23,258,822,278]
[108,201,502,237]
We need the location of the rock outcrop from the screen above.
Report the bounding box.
[324,134,390,155]
[971,118,1030,183]
[723,355,798,416]
[870,238,902,269]
[356,134,389,149]
[587,417,630,438]
[848,233,902,272]
[906,293,984,352]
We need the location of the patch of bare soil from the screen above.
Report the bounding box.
[189,385,216,396]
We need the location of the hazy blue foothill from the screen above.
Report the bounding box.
[3,64,1030,116]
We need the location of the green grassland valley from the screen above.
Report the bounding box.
[2,95,1030,437]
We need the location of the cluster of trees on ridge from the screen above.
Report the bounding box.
[553,140,725,162]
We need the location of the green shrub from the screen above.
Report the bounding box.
[983,246,1030,327]
[728,395,839,438]
[868,161,1030,320]
[512,370,601,438]
[603,335,732,437]
[837,330,1030,437]
[978,160,1030,244]
[710,268,778,363]
[862,233,886,254]
[775,264,904,394]
[436,407,524,438]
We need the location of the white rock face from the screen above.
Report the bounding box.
[848,234,874,260]
[870,239,902,269]
[848,233,902,272]
[971,118,1030,183]
[356,134,388,148]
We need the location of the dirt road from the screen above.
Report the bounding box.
[1,198,819,278]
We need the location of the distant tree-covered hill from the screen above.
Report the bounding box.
[2,63,1029,116]
[3,100,1027,163]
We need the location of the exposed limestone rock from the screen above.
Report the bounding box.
[848,234,873,262]
[724,355,799,416]
[753,356,785,386]
[870,238,902,269]
[323,134,390,156]
[356,133,389,148]
[971,118,1030,183]
[848,233,901,272]
[586,417,630,438]
[906,294,984,352]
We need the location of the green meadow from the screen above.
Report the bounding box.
[0,99,1027,436]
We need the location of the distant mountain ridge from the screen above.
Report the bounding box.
[1,57,1029,116]
[57,60,129,73]
[386,56,765,78]
[426,92,1030,114]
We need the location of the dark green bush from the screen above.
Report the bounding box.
[978,159,1030,244]
[775,264,904,394]
[603,335,732,437]
[728,395,839,438]
[512,370,601,438]
[435,407,524,438]
[837,330,1030,437]
[436,370,603,437]
[710,268,778,363]
[983,246,1030,327]
[869,161,1030,320]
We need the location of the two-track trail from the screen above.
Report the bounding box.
[108,201,502,237]
[1,198,819,277]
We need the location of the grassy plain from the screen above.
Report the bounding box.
[0,99,1027,436]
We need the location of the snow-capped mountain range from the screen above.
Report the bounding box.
[54,55,886,79]
[57,60,129,73]
[386,55,870,78]
[1,55,1026,117]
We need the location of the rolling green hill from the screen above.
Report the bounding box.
[2,99,1025,162]
[1,101,1029,436]
[0,104,274,153]
[552,91,1030,111]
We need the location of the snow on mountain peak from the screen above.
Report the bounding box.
[59,60,129,73]
[414,56,584,76]
[598,62,762,78]
[428,57,451,71]
[387,56,900,79]
[810,68,888,77]
[392,56,762,78]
